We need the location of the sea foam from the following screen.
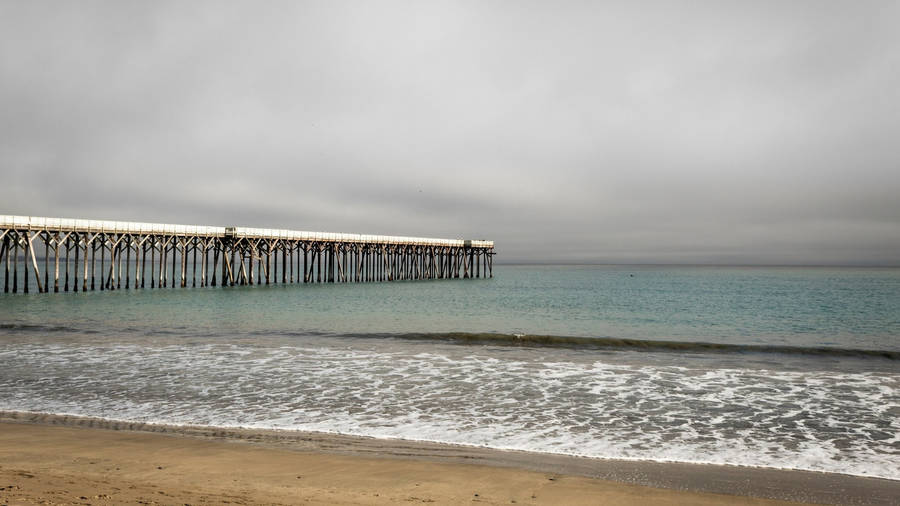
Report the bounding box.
[1,337,897,480]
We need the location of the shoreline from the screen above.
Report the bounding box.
[2,411,898,505]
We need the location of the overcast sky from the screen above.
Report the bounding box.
[1,1,898,264]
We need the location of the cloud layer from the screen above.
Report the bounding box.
[2,1,898,264]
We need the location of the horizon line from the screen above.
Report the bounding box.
[494,262,900,268]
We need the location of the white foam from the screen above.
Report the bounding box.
[1,340,898,480]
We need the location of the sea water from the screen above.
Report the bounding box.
[1,265,898,479]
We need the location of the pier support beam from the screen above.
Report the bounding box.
[0,217,494,294]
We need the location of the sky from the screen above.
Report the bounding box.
[1,1,898,265]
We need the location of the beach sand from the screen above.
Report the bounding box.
[1,412,897,505]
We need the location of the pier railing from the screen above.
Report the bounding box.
[0,215,494,293]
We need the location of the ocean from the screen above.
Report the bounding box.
[1,265,898,480]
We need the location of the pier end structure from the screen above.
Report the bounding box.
[0,215,494,293]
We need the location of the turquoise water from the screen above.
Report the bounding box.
[2,265,899,351]
[1,265,899,478]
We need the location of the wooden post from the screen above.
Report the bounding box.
[105,238,116,291]
[12,237,18,293]
[237,253,246,285]
[2,236,8,293]
[106,238,115,290]
[150,238,156,288]
[0,236,5,294]
[266,243,271,285]
[200,239,207,287]
[84,236,91,291]
[161,240,167,288]
[222,241,228,288]
[210,241,218,287]
[247,242,254,285]
[336,245,346,282]
[180,238,187,288]
[114,237,121,289]
[257,244,262,285]
[64,235,71,291]
[223,246,235,286]
[242,248,249,285]
[480,249,484,278]
[329,244,335,283]
[322,245,328,283]
[170,240,177,289]
[155,238,161,288]
[73,235,79,292]
[27,232,43,294]
[243,246,251,285]
[53,233,61,292]
[229,246,236,287]
[465,248,470,278]
[136,237,145,289]
[289,242,294,283]
[344,246,350,282]
[329,244,334,283]
[44,233,49,292]
[272,242,278,284]
[99,235,106,291]
[303,244,308,283]
[124,236,131,289]
[162,239,169,288]
[192,237,197,288]
[160,238,166,288]
[23,235,30,293]
[116,238,123,289]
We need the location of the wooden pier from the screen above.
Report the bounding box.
[0,216,494,293]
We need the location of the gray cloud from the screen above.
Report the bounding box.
[2,0,898,264]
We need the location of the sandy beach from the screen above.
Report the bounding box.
[1,412,897,505]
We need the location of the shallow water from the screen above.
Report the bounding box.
[1,265,898,479]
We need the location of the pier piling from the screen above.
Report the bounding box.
[0,216,495,294]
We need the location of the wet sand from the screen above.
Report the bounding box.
[1,411,897,505]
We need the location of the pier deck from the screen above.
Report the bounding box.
[0,215,494,293]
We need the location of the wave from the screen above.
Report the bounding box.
[340,331,900,360]
[0,323,99,334]
[3,322,896,360]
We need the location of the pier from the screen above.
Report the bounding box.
[0,216,494,293]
